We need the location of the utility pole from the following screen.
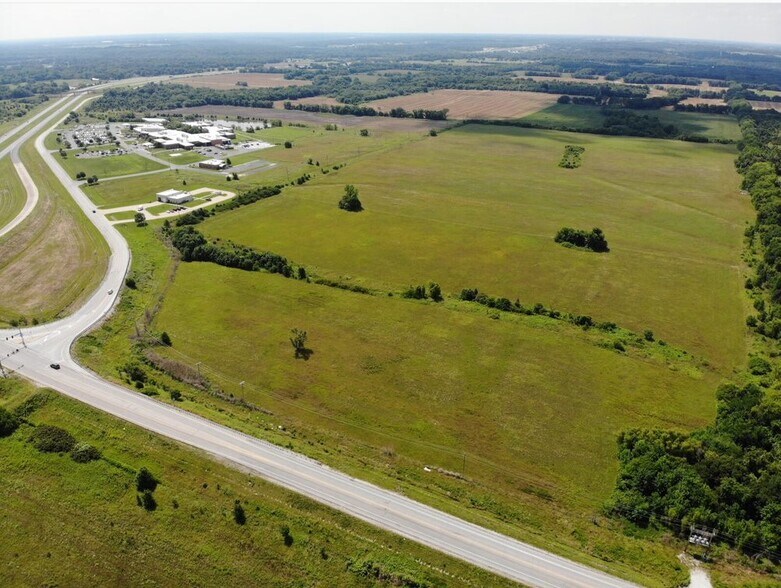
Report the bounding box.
[18,327,26,348]
[0,359,6,378]
[195,361,202,376]
[239,381,245,397]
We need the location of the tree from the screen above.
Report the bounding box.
[160,331,172,346]
[280,524,293,546]
[233,500,246,525]
[290,328,308,358]
[134,212,147,227]
[140,490,157,511]
[125,277,137,289]
[284,141,292,148]
[136,467,159,492]
[643,330,654,342]
[359,129,369,137]
[0,407,19,438]
[338,184,363,212]
[71,442,101,463]
[232,172,239,181]
[226,158,232,166]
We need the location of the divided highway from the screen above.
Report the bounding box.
[0,92,641,588]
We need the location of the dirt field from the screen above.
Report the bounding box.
[749,100,781,112]
[171,72,311,89]
[366,90,560,119]
[679,97,729,106]
[272,95,344,109]
[167,105,452,131]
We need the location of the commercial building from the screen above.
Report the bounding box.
[156,189,193,204]
[132,121,235,150]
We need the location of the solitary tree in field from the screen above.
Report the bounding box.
[338,184,363,212]
[290,328,308,358]
[233,500,246,525]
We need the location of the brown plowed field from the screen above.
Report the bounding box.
[366,90,560,119]
[272,95,343,109]
[172,73,311,89]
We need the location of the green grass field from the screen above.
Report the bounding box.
[56,151,166,180]
[0,157,26,231]
[201,124,751,369]
[76,224,694,586]
[522,104,741,141]
[105,210,140,222]
[0,377,510,588]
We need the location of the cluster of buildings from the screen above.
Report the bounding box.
[132,118,236,150]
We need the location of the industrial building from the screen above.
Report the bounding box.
[199,159,228,170]
[156,189,193,204]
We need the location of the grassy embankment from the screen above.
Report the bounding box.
[0,157,26,231]
[0,377,511,588]
[522,103,742,141]
[76,122,754,585]
[0,138,109,325]
[151,149,207,165]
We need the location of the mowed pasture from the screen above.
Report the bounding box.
[0,157,25,231]
[56,151,167,180]
[366,90,560,119]
[171,72,311,89]
[156,264,718,501]
[201,124,751,369]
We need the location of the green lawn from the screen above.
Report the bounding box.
[105,210,140,222]
[201,124,751,370]
[0,157,26,231]
[522,104,741,141]
[0,377,509,588]
[56,152,166,180]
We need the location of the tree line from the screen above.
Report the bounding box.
[610,109,781,562]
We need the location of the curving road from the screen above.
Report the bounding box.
[0,92,641,588]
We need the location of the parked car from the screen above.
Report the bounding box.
[50,363,61,370]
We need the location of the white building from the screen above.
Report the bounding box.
[156,189,193,204]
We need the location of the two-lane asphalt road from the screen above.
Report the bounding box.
[0,90,642,587]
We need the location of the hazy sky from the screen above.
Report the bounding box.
[2,1,780,45]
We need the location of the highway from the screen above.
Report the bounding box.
[0,90,641,588]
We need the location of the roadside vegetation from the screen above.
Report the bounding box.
[0,376,512,588]
[0,157,26,231]
[0,137,109,326]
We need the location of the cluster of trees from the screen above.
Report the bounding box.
[674,103,732,115]
[737,113,781,339]
[171,226,294,277]
[402,283,442,301]
[554,227,609,252]
[599,109,678,139]
[623,73,701,86]
[610,382,781,560]
[558,145,585,169]
[0,80,68,100]
[338,184,363,212]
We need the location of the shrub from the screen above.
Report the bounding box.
[0,407,20,438]
[136,467,159,492]
[554,227,609,252]
[160,331,172,346]
[125,277,137,289]
[233,500,246,525]
[643,329,654,342]
[748,356,772,376]
[71,442,101,463]
[280,524,293,546]
[30,425,76,453]
[169,389,182,401]
[428,282,443,302]
[283,141,292,148]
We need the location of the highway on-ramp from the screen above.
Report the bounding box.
[0,92,641,588]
